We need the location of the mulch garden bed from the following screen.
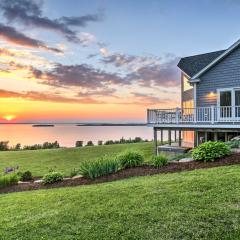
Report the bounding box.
[1,153,240,194]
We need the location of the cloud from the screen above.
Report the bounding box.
[99,47,110,57]
[0,48,15,56]
[0,88,178,106]
[79,32,96,46]
[100,51,180,88]
[77,88,116,98]
[60,13,103,26]
[0,23,62,53]
[129,92,175,106]
[0,0,102,44]
[101,53,161,69]
[126,57,180,87]
[0,89,105,104]
[29,63,126,88]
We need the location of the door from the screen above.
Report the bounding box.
[235,90,240,118]
[218,90,232,120]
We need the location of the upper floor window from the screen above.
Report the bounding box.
[183,74,193,92]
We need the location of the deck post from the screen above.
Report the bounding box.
[204,132,208,143]
[178,130,182,147]
[174,130,177,142]
[214,132,218,141]
[168,130,171,146]
[224,132,228,142]
[194,130,198,147]
[160,129,163,145]
[153,127,158,155]
[211,106,215,124]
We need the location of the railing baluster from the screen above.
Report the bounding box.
[147,106,240,125]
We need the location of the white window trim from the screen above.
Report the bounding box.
[217,87,240,107]
[217,87,240,120]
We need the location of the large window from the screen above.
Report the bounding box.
[218,88,240,118]
[235,90,240,106]
[220,91,232,107]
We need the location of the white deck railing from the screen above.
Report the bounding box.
[147,106,240,125]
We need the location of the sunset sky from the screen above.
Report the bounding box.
[0,0,239,123]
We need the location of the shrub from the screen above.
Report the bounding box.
[0,141,9,151]
[23,141,60,150]
[152,155,168,168]
[42,141,60,149]
[14,143,21,150]
[75,141,83,147]
[0,174,19,188]
[79,156,120,179]
[98,140,103,146]
[104,140,114,145]
[86,141,94,146]
[192,141,231,162]
[116,151,144,169]
[42,172,64,184]
[70,168,79,177]
[18,171,33,181]
[226,140,240,149]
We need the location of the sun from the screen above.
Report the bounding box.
[3,115,16,121]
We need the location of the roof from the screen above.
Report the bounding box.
[177,50,225,77]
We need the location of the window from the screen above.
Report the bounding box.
[235,90,240,106]
[220,91,232,107]
[218,88,240,118]
[183,74,192,92]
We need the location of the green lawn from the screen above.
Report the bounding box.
[0,142,153,176]
[1,165,240,239]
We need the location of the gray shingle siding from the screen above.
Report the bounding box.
[197,46,240,107]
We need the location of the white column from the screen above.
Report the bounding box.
[194,83,197,123]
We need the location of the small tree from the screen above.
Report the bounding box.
[52,141,60,148]
[86,141,94,146]
[0,141,9,151]
[75,141,83,147]
[134,137,143,143]
[98,140,103,146]
[14,143,21,150]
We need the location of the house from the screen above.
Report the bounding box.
[147,39,240,154]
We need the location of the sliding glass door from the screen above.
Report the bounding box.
[219,90,232,119]
[235,90,240,118]
[218,88,240,120]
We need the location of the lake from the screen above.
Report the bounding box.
[0,124,173,147]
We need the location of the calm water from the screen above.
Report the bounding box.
[0,124,171,147]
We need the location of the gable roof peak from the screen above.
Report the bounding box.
[191,39,240,80]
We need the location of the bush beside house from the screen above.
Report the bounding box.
[192,141,231,162]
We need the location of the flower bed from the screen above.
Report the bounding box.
[1,153,240,194]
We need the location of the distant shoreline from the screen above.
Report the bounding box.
[32,124,55,127]
[0,123,147,126]
[76,123,146,126]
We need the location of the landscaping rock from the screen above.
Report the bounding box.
[34,179,43,183]
[18,181,30,185]
[178,158,193,163]
[72,175,83,180]
[231,148,240,153]
[63,178,71,181]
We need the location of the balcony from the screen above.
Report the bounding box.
[147,106,240,129]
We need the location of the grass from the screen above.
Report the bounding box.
[1,165,240,239]
[0,142,153,176]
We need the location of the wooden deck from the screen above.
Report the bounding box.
[147,106,240,128]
